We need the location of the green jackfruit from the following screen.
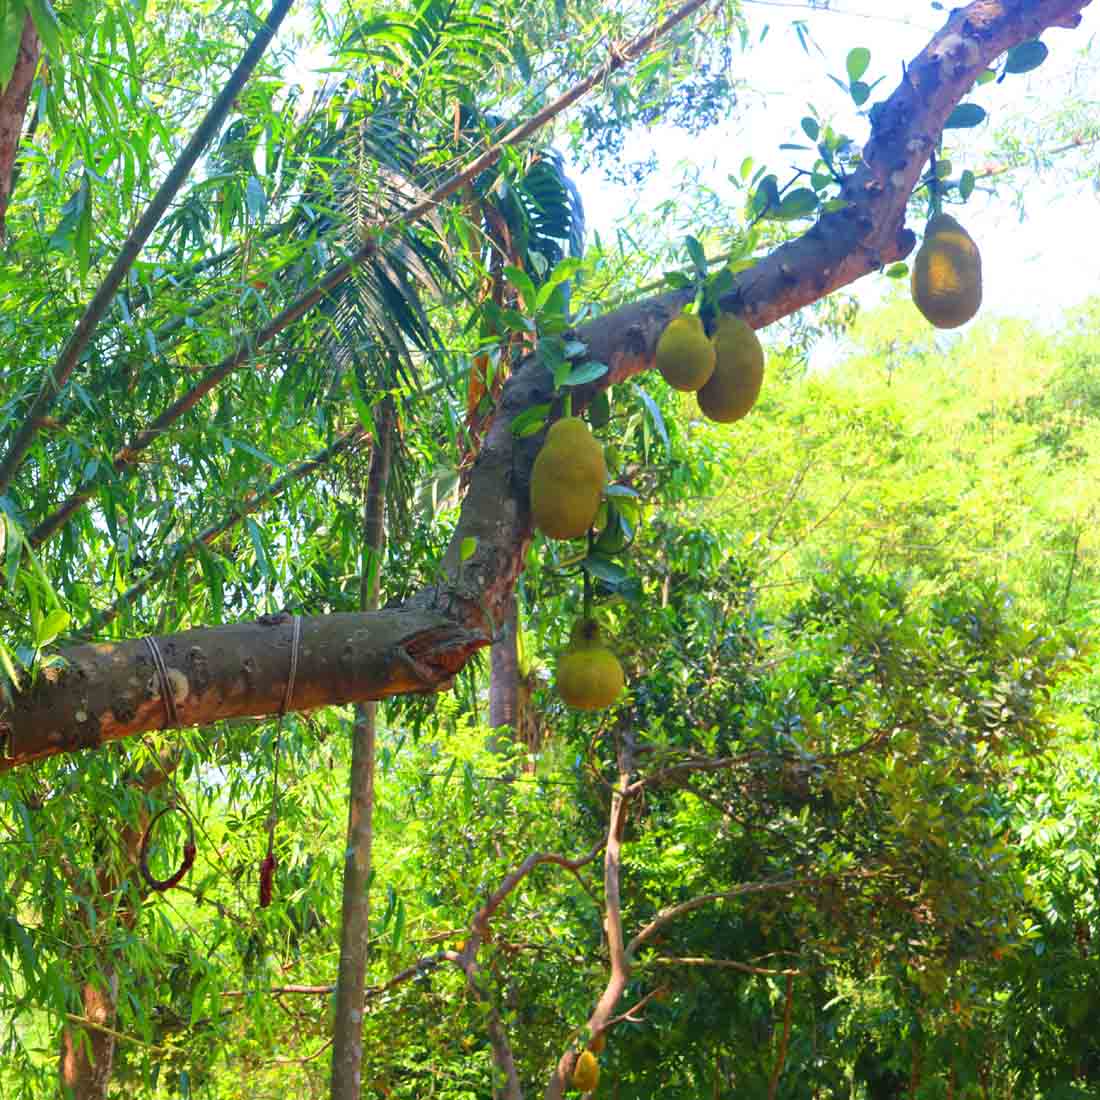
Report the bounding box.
[656,314,715,392]
[696,313,764,423]
[530,418,607,540]
[558,620,625,711]
[911,213,982,329]
[571,1050,600,1092]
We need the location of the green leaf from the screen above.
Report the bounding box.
[534,257,583,311]
[846,47,870,83]
[634,385,669,452]
[588,390,611,429]
[511,403,551,438]
[850,80,870,107]
[562,361,608,387]
[684,235,707,275]
[0,642,22,691]
[751,175,779,216]
[391,896,405,948]
[223,437,281,467]
[945,103,987,130]
[75,181,92,277]
[25,0,62,59]
[1004,40,1048,75]
[503,266,537,313]
[581,555,629,586]
[245,518,271,578]
[885,262,909,279]
[48,173,90,255]
[245,176,266,219]
[0,1,27,93]
[460,537,477,562]
[36,609,70,647]
[801,116,819,142]
[959,169,976,200]
[770,188,819,222]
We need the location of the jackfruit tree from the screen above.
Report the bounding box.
[0,1,1098,1098]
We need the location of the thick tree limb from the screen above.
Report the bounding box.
[0,0,297,497]
[1,0,1091,767]
[1,611,484,769]
[0,14,39,242]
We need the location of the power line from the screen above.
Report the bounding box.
[740,0,935,31]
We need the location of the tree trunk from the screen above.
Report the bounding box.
[0,14,40,241]
[58,753,177,1099]
[489,592,519,740]
[59,966,119,1100]
[330,400,394,1100]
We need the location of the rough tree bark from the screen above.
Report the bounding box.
[330,400,394,1100]
[0,14,40,242]
[58,751,178,1099]
[0,0,1091,773]
[489,593,520,736]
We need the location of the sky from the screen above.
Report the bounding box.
[571,0,1100,351]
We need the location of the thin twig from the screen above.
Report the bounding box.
[63,1013,178,1057]
[767,973,795,1100]
[653,956,803,978]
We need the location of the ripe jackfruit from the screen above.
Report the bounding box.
[530,418,607,540]
[571,1050,600,1092]
[656,314,715,392]
[696,313,764,423]
[911,212,982,329]
[589,1032,607,1055]
[557,620,625,711]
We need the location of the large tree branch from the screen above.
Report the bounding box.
[1,0,1091,768]
[1,610,484,769]
[0,14,40,242]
